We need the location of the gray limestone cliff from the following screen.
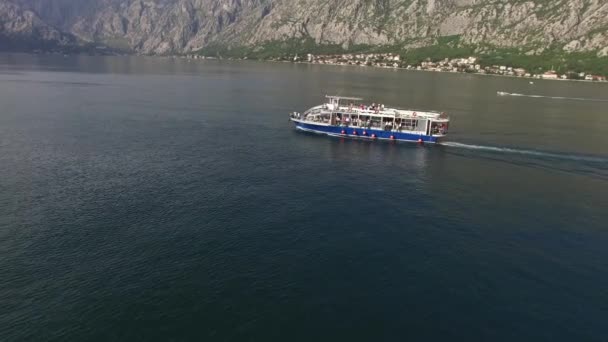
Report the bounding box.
[2,0,607,56]
[0,0,76,49]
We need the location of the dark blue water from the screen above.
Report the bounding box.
[1,54,607,341]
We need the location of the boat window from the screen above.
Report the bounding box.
[431,122,449,135]
[398,119,418,130]
[383,118,394,131]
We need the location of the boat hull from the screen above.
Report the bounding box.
[292,120,440,143]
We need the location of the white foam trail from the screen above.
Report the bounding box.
[497,91,608,102]
[441,142,608,163]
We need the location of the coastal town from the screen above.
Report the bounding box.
[187,52,607,82]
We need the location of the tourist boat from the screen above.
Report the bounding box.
[289,95,450,143]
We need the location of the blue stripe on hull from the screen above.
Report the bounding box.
[293,121,439,143]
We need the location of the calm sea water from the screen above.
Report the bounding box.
[1,54,607,341]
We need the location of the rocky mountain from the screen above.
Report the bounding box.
[0,0,76,50]
[2,0,607,56]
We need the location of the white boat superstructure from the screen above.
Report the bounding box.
[290,96,450,142]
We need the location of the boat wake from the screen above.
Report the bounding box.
[497,91,608,102]
[441,142,608,163]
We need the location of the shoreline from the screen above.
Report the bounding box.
[260,59,608,84]
[182,53,608,84]
[2,51,607,84]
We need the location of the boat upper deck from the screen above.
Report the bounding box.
[305,104,448,121]
[302,95,449,122]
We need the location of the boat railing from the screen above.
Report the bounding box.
[333,120,426,132]
[304,108,323,116]
[334,106,443,119]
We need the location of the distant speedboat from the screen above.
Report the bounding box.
[289,95,450,144]
[497,91,509,96]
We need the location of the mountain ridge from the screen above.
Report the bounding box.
[0,0,78,51]
[1,0,607,57]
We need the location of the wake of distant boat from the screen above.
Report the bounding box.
[441,141,608,163]
[497,91,608,102]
